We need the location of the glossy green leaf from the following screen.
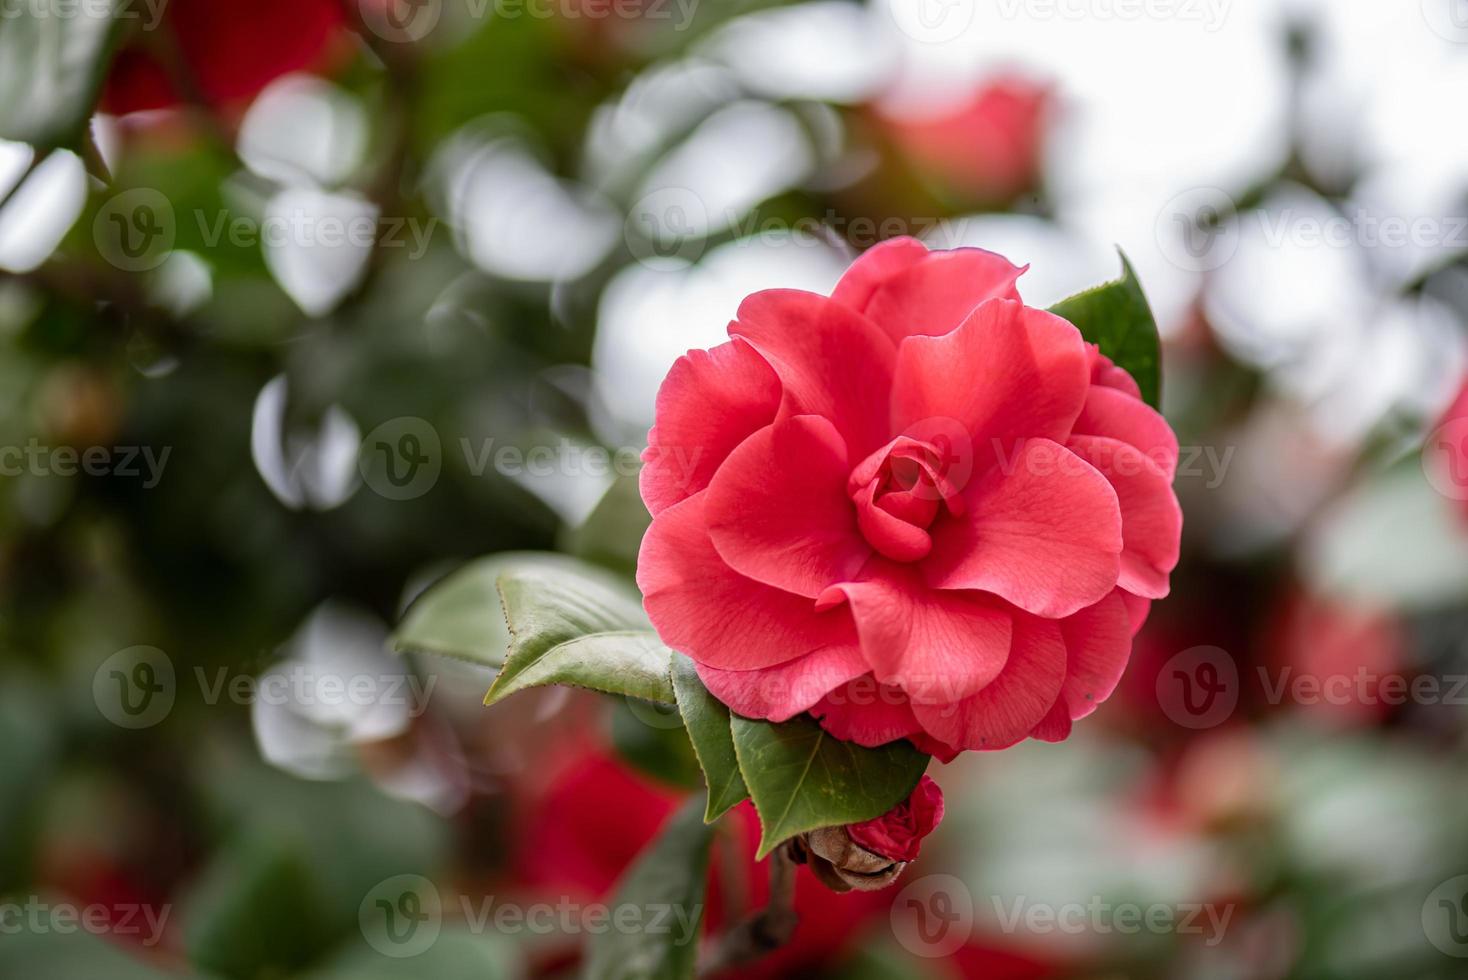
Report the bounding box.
[731,714,929,859]
[0,0,120,147]
[670,653,749,821]
[488,630,675,705]
[583,795,713,980]
[485,556,672,705]
[1048,251,1163,409]
[394,552,607,668]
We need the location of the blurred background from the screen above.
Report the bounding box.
[3,1,1468,977]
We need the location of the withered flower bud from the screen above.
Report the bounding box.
[792,827,907,892]
[790,775,945,893]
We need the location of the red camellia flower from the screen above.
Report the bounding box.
[879,77,1052,203]
[102,0,348,115]
[637,238,1181,760]
[846,775,944,863]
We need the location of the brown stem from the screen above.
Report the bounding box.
[698,842,800,978]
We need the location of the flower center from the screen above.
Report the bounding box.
[848,437,965,563]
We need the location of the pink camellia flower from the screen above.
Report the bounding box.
[637,238,1182,760]
[847,775,944,863]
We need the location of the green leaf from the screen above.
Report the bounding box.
[583,795,713,980]
[394,552,617,668]
[486,556,672,705]
[183,830,331,980]
[488,630,675,705]
[0,929,204,980]
[1048,251,1162,409]
[307,929,520,980]
[731,714,929,859]
[670,653,750,822]
[0,0,121,147]
[609,695,703,790]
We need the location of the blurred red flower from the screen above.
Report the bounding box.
[878,77,1052,203]
[516,751,889,978]
[102,0,348,115]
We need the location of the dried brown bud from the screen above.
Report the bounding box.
[792,827,908,893]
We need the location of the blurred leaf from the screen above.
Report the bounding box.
[670,653,748,822]
[193,753,450,950]
[558,472,650,577]
[183,830,331,980]
[609,696,703,791]
[0,928,203,980]
[1048,251,1162,409]
[307,929,520,980]
[0,0,120,146]
[584,795,712,980]
[731,714,929,859]
[485,555,667,704]
[0,674,59,883]
[394,552,604,667]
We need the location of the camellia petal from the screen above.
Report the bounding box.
[817,562,1011,705]
[638,493,859,670]
[832,238,1025,345]
[640,339,782,516]
[1058,589,1133,719]
[704,415,871,598]
[695,646,870,723]
[731,289,897,459]
[925,438,1122,619]
[1072,385,1179,481]
[913,615,1067,751]
[810,677,927,747]
[1065,435,1182,600]
[891,299,1088,471]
